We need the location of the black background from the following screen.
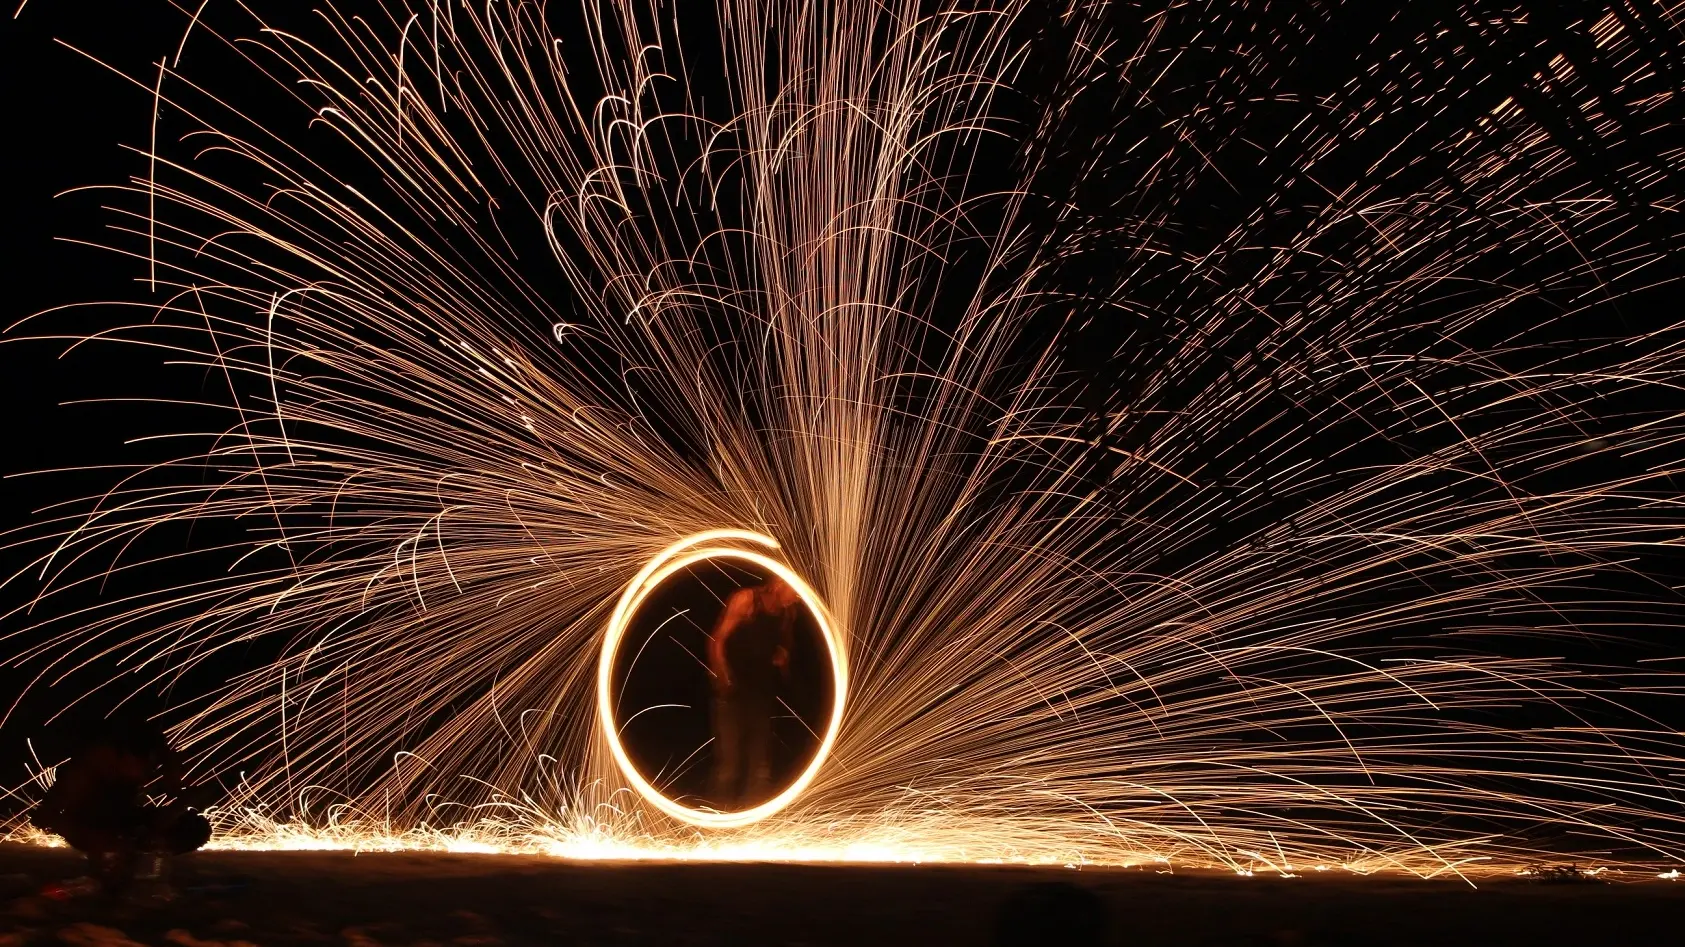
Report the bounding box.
[3,0,1683,814]
[3,3,190,772]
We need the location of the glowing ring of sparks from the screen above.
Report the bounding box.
[597,530,847,828]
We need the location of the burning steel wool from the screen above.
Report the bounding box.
[5,0,1685,880]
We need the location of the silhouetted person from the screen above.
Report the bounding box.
[707,578,801,808]
[34,718,212,893]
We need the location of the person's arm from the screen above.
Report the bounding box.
[33,758,82,832]
[709,590,753,691]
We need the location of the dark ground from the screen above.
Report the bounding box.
[1,844,1681,946]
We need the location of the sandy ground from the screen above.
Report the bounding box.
[1,844,1681,946]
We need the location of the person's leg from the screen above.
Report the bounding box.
[72,812,143,893]
[53,823,116,856]
[742,690,776,804]
[710,695,743,809]
[54,822,129,889]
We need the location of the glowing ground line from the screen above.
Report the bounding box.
[597,530,848,828]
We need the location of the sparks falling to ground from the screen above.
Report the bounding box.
[4,0,1685,881]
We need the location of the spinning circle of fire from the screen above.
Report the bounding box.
[596,530,846,828]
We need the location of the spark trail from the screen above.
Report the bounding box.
[5,0,1685,878]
